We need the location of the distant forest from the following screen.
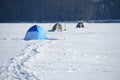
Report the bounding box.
[0,0,120,22]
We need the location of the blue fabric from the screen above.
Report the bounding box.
[24,25,47,40]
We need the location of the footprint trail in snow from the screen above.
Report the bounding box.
[0,40,107,80]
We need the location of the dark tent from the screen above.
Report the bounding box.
[76,22,84,28]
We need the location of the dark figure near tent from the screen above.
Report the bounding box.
[76,22,84,28]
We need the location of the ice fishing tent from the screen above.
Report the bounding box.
[24,25,47,40]
[76,22,84,28]
[52,23,65,32]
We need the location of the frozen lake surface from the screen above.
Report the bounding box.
[0,23,120,80]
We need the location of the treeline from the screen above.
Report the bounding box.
[0,0,120,22]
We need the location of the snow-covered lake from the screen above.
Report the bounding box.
[0,23,120,80]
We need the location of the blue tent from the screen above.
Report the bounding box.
[24,25,47,40]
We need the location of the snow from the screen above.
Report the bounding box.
[0,23,120,80]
